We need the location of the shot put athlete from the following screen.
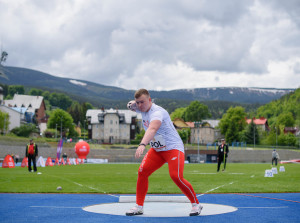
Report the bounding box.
[126,89,203,216]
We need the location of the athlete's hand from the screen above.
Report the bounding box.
[135,145,145,159]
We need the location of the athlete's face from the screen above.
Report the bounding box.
[135,94,152,112]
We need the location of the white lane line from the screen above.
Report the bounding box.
[197,182,235,197]
[30,206,81,209]
[88,186,99,190]
[190,173,244,175]
[74,182,83,187]
[190,173,217,174]
[238,206,289,209]
[43,173,119,198]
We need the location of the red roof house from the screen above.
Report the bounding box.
[246,117,270,131]
[284,127,299,135]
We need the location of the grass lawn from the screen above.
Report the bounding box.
[0,163,299,194]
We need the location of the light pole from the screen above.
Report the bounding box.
[84,119,86,140]
[275,126,278,148]
[60,116,63,139]
[253,124,255,148]
[194,121,201,163]
[55,123,57,139]
[3,115,6,135]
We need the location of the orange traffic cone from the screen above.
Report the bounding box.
[66,158,71,165]
[55,158,60,166]
[60,158,65,166]
[2,155,15,168]
[75,158,79,165]
[21,157,28,167]
[46,157,54,166]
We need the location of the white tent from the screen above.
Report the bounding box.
[36,156,45,167]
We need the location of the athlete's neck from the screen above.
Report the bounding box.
[146,102,153,112]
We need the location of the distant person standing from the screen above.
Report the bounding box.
[26,139,38,172]
[62,153,68,162]
[11,153,15,161]
[15,154,20,164]
[272,149,280,166]
[217,139,229,172]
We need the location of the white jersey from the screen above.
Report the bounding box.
[136,103,184,153]
[272,151,279,159]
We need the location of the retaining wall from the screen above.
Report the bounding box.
[0,142,299,163]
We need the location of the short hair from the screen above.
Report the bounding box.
[134,89,150,99]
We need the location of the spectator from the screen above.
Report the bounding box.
[25,139,38,172]
[272,149,280,166]
[15,154,19,164]
[217,139,229,172]
[62,153,68,162]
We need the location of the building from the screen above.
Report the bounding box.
[246,117,270,131]
[172,118,190,129]
[284,127,299,135]
[4,94,47,133]
[173,118,222,145]
[0,105,23,132]
[0,88,23,132]
[86,108,142,144]
[191,122,217,145]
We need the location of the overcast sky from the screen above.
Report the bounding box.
[0,0,299,91]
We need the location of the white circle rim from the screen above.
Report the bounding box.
[83,202,238,217]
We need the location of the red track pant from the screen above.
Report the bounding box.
[136,148,199,206]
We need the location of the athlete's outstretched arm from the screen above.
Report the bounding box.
[135,120,161,159]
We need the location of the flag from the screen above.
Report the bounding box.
[56,139,64,159]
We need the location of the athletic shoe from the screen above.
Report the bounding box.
[126,205,144,216]
[190,203,203,216]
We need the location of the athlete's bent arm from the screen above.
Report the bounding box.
[135,120,161,159]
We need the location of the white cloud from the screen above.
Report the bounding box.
[0,0,299,90]
[115,58,300,90]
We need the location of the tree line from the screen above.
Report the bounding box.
[1,84,299,147]
[170,88,300,147]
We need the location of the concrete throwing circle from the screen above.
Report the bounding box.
[83,202,238,217]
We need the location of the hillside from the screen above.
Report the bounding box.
[0,66,134,104]
[256,88,300,126]
[0,66,295,109]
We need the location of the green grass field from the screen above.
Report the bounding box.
[0,163,299,194]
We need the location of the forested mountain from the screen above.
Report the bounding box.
[155,98,260,119]
[0,65,295,118]
[256,88,300,127]
[0,66,134,108]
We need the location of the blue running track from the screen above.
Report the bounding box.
[0,193,299,223]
